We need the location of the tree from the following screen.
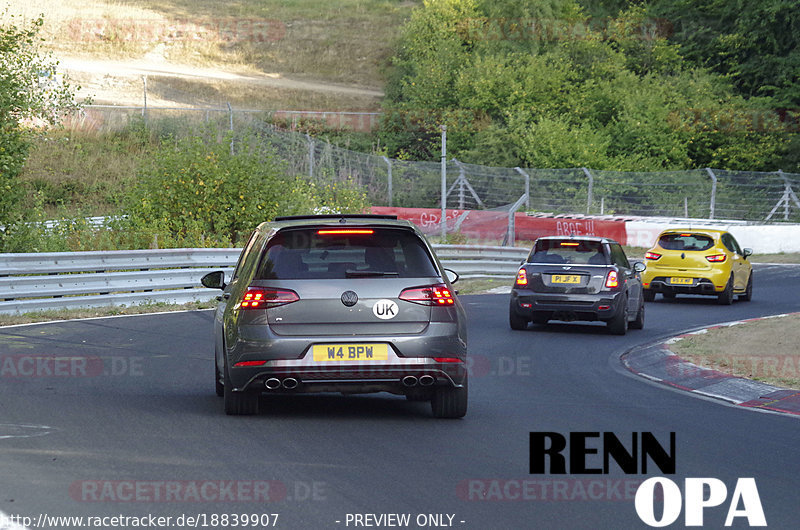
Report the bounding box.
[0,13,79,244]
[381,0,787,172]
[649,0,800,107]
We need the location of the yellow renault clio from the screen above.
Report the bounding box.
[641,229,753,305]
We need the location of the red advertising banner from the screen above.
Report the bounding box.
[371,207,628,244]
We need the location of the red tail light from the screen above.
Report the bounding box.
[433,357,464,363]
[240,287,299,309]
[645,252,661,260]
[399,284,455,306]
[706,254,727,263]
[515,268,528,286]
[234,360,267,367]
[605,270,619,288]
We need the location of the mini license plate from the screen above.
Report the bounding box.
[669,277,694,285]
[312,343,389,362]
[551,274,582,284]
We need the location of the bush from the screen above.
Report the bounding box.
[124,130,371,247]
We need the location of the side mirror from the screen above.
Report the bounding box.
[201,271,226,290]
[444,268,459,284]
[633,261,646,273]
[743,248,753,258]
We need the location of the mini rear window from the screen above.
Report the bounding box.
[528,240,607,265]
[658,234,714,251]
[256,227,439,279]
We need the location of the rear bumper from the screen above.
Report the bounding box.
[644,277,722,295]
[233,362,466,395]
[225,322,467,392]
[510,289,623,322]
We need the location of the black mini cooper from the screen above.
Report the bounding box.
[509,236,646,334]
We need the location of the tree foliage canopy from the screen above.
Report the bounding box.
[0,12,79,237]
[381,0,796,172]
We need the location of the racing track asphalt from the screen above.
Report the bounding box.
[0,263,799,529]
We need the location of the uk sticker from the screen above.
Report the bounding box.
[373,299,399,320]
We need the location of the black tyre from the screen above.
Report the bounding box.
[215,361,224,397]
[607,299,628,335]
[630,298,645,330]
[223,359,259,415]
[717,276,734,305]
[643,289,656,302]
[509,308,528,330]
[739,273,753,302]
[431,375,468,419]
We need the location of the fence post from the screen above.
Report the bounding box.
[382,156,393,207]
[765,170,800,221]
[514,167,530,208]
[440,126,447,240]
[506,192,529,247]
[227,102,234,155]
[307,134,315,179]
[582,167,594,215]
[142,76,147,127]
[705,168,717,219]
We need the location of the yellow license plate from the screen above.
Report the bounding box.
[312,343,389,362]
[551,274,582,284]
[669,277,693,285]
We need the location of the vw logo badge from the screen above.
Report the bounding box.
[341,291,358,307]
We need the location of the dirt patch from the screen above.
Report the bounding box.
[670,314,800,389]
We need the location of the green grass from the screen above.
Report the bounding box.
[0,300,217,327]
[671,314,800,389]
[22,128,147,216]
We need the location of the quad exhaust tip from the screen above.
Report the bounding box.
[402,376,418,387]
[265,377,299,390]
[418,375,435,386]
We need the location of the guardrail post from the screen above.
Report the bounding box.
[705,168,717,219]
[382,156,393,207]
[582,167,594,215]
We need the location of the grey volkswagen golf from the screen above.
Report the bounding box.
[201,214,468,418]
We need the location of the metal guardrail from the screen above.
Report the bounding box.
[0,245,526,314]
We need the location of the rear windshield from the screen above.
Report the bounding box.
[256,227,439,279]
[528,240,607,265]
[658,233,714,251]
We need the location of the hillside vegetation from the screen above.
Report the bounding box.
[381,0,798,173]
